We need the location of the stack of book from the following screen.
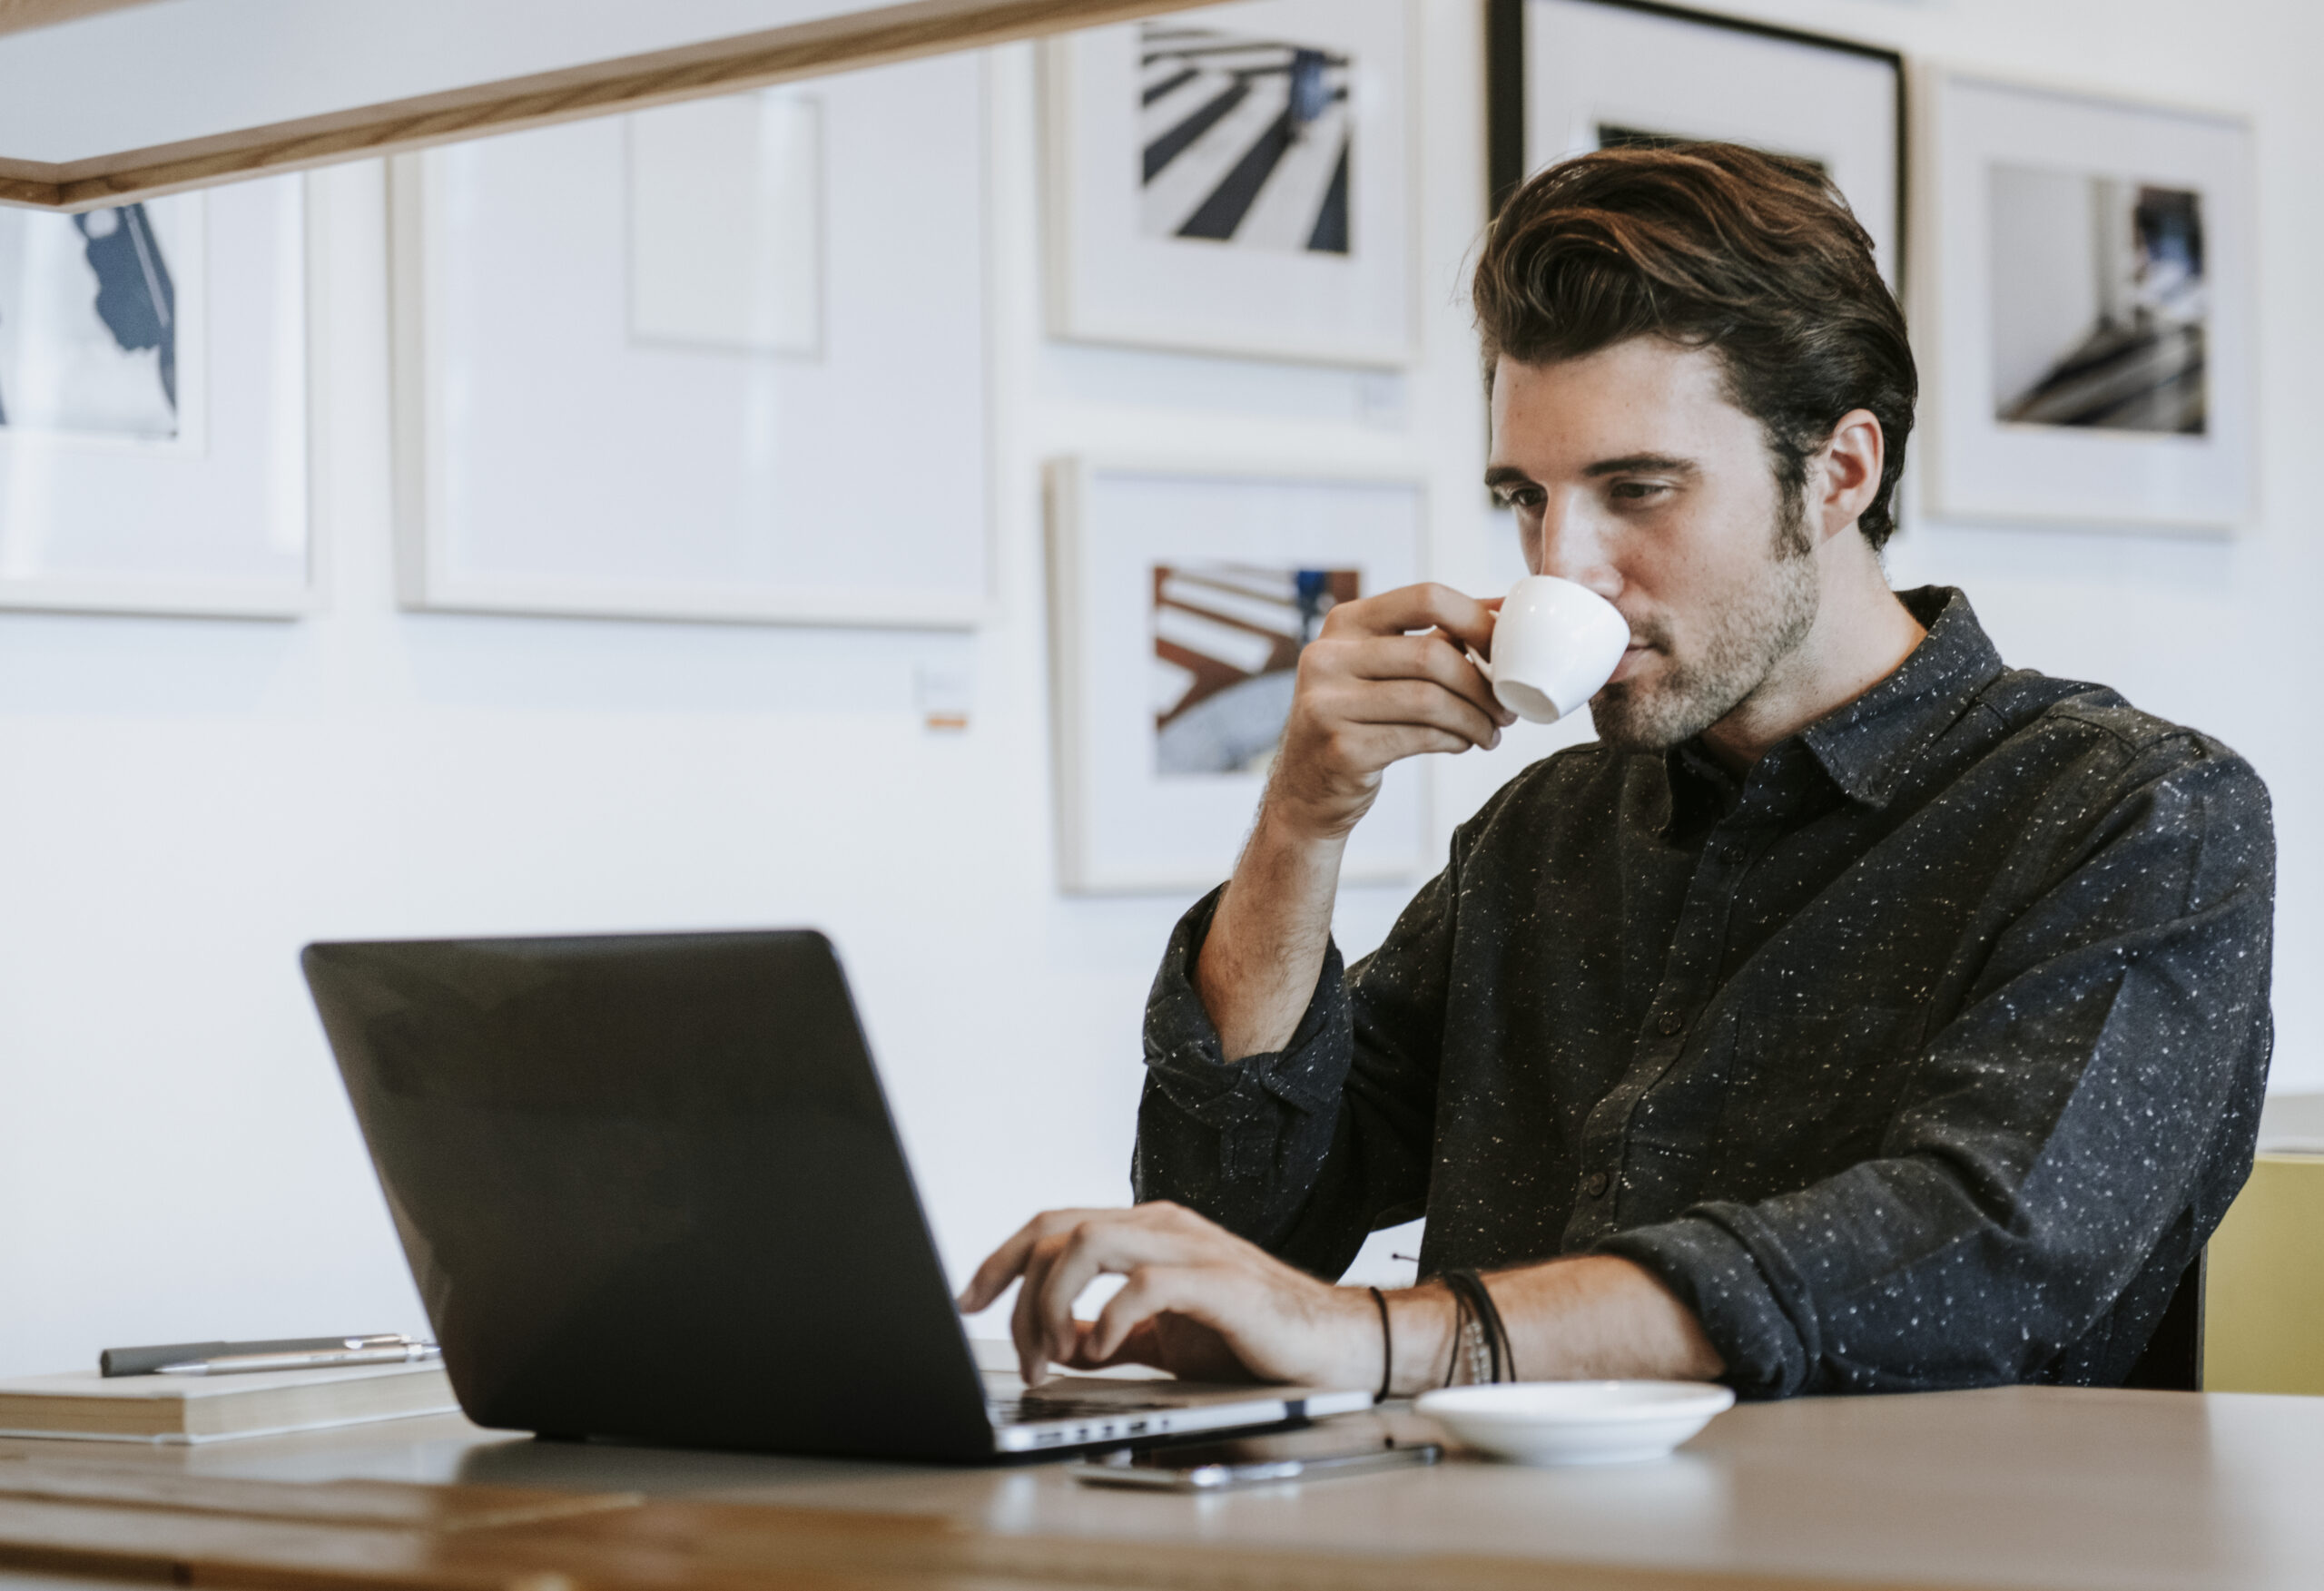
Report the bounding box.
[0,1361,458,1444]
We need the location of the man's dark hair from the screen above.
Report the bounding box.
[1473,142,1916,550]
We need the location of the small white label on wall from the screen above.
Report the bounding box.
[916,659,975,733]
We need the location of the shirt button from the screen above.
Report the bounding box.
[1656,1012,1684,1036]
[1584,1171,1611,1198]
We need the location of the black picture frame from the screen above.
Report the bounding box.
[1484,0,1907,291]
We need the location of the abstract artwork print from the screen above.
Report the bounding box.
[1152,563,1356,775]
[0,201,182,439]
[1989,168,2207,435]
[1048,459,1421,889]
[1139,21,1353,255]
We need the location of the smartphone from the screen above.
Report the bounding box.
[1068,1428,1443,1491]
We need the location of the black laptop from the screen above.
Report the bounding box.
[300,928,1369,1460]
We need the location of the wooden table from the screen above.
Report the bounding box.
[2,1386,2319,1590]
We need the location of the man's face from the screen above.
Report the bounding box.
[1486,338,1819,753]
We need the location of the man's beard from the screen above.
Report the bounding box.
[1589,495,1820,754]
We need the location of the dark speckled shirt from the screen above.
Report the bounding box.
[1134,587,2273,1399]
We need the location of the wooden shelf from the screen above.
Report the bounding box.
[0,0,1224,209]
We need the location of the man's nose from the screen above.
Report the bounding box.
[1532,494,1623,601]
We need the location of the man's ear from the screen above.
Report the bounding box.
[1811,408,1884,545]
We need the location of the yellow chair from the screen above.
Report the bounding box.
[2204,1153,2324,1394]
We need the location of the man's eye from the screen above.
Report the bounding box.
[1610,480,1669,503]
[1494,486,1546,511]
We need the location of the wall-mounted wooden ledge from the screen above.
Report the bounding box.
[0,0,1225,211]
[0,0,147,38]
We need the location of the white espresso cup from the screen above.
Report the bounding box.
[1474,575,1631,724]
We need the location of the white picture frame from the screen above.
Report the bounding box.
[1047,457,1426,895]
[1503,0,1904,291]
[1919,71,2254,534]
[0,173,313,618]
[390,54,991,629]
[1042,0,1418,368]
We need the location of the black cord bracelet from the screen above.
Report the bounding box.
[1442,1272,1481,1386]
[1367,1286,1393,1402]
[1443,1269,1517,1384]
[1467,1271,1518,1383]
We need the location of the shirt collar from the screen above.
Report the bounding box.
[1663,586,2004,818]
[1793,586,2005,809]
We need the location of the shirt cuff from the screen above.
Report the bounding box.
[1141,885,1354,1130]
[1596,1204,1817,1400]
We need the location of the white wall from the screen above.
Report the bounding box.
[0,0,950,162]
[3,0,2319,1377]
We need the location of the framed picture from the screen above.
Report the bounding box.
[1488,0,1904,291]
[1920,72,2253,533]
[1047,457,1425,894]
[0,173,312,617]
[1042,0,1418,368]
[390,53,990,628]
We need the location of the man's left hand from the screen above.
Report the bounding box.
[955,1202,1377,1389]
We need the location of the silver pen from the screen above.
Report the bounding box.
[153,1341,441,1377]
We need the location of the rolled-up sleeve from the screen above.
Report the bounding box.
[1601,741,2274,1398]
[1134,886,1355,1203]
[1134,830,1472,1280]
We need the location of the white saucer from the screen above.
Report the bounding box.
[1413,1380,1736,1466]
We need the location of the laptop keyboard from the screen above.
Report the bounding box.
[988,1393,1179,1426]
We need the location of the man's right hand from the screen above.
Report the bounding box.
[1267,583,1514,840]
[1195,584,1512,1060]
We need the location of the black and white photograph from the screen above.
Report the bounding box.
[1049,458,1422,892]
[1925,72,2252,530]
[1989,169,2207,435]
[1045,0,1413,366]
[1595,122,1827,177]
[0,199,189,442]
[1151,562,1356,776]
[1495,0,1901,290]
[1138,22,1352,257]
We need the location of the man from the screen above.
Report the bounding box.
[960,145,2273,1399]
